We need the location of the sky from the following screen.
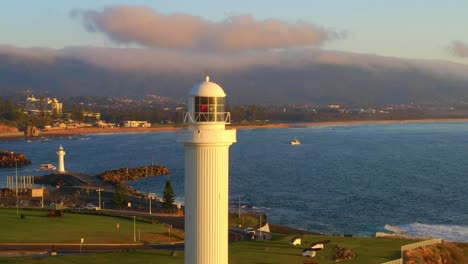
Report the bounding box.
[1,0,468,64]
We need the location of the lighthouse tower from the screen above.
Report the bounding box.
[177,76,237,264]
[57,145,66,173]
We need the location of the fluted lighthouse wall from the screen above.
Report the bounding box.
[184,144,230,264]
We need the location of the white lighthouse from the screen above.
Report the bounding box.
[177,76,237,264]
[56,145,66,173]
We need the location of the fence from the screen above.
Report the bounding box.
[380,238,442,264]
[381,258,402,264]
[400,238,442,257]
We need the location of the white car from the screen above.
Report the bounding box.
[244,228,256,235]
[85,204,100,211]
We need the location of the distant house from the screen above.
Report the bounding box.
[25,95,63,116]
[301,240,330,257]
[123,120,151,128]
[96,120,115,128]
[48,98,63,115]
[289,234,304,246]
[82,111,101,120]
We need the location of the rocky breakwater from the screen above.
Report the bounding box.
[0,151,32,168]
[97,164,171,197]
[34,173,88,187]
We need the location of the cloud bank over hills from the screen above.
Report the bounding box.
[1,5,468,105]
[2,44,468,105]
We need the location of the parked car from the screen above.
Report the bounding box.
[85,203,100,211]
[244,227,256,235]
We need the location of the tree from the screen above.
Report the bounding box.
[112,182,129,208]
[70,105,84,122]
[229,106,246,123]
[162,180,175,209]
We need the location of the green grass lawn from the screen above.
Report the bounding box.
[0,250,185,264]
[0,208,172,244]
[0,235,411,264]
[229,234,411,264]
[0,208,414,263]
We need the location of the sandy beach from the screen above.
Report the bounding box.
[2,118,468,139]
[288,118,468,127]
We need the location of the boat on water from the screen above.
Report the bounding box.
[291,138,301,145]
[39,164,56,170]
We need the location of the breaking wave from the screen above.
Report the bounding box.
[385,223,468,242]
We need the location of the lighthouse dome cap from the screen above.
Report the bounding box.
[189,76,226,97]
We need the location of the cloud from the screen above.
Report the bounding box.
[3,45,468,82]
[451,41,468,58]
[70,6,341,52]
[0,45,59,63]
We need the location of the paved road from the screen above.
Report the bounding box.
[0,243,150,254]
[101,209,184,229]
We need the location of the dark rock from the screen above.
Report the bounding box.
[0,151,32,168]
[333,245,356,262]
[24,125,40,137]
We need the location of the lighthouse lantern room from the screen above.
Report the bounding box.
[185,75,230,126]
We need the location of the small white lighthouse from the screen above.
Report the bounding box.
[177,76,237,264]
[56,145,66,173]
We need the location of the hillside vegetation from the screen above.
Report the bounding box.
[405,241,468,264]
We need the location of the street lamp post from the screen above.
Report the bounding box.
[163,223,172,243]
[14,154,19,218]
[41,186,44,209]
[238,196,241,218]
[133,216,136,243]
[148,192,155,215]
[97,188,103,210]
[259,213,262,237]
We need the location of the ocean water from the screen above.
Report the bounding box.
[1,122,467,241]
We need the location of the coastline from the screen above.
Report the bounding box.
[1,118,468,139]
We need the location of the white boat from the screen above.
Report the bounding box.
[39,164,56,170]
[291,138,301,145]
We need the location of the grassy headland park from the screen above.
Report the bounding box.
[1,125,467,262]
[0,208,415,263]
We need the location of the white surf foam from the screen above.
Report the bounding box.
[385,223,468,242]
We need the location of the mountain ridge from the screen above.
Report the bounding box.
[1,46,468,105]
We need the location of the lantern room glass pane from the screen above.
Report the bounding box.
[193,96,226,122]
